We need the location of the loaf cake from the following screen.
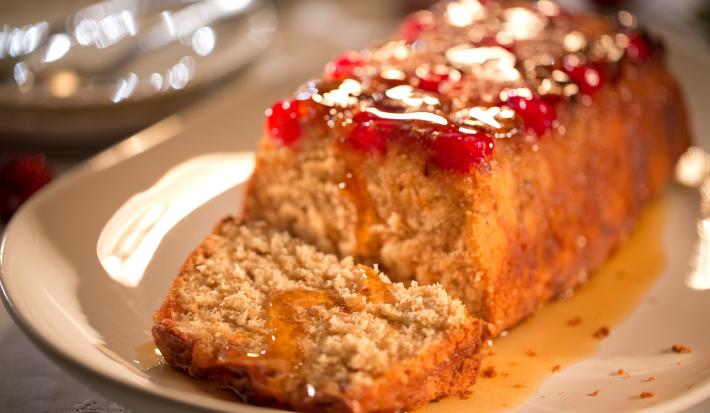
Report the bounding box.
[153,218,482,413]
[245,0,690,335]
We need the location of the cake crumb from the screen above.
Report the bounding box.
[640,391,655,399]
[513,383,525,389]
[671,344,692,354]
[551,364,561,373]
[482,366,497,379]
[525,349,537,357]
[615,368,630,378]
[566,317,582,326]
[593,326,610,339]
[588,389,600,397]
[643,375,655,383]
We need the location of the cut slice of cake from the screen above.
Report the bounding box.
[244,0,691,336]
[153,218,482,413]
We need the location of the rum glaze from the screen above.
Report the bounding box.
[417,196,667,413]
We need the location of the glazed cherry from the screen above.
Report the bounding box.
[324,51,364,80]
[413,65,452,93]
[0,153,53,221]
[564,62,606,96]
[626,33,651,61]
[266,99,301,146]
[428,129,494,172]
[347,112,392,154]
[506,96,557,136]
[399,13,434,43]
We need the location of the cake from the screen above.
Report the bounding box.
[153,218,482,413]
[244,0,690,336]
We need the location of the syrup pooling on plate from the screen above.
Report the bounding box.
[416,197,668,413]
[264,0,657,172]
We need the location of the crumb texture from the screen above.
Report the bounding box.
[153,218,481,413]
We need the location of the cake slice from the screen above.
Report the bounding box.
[244,0,691,336]
[153,218,482,413]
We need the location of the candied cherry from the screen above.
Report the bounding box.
[626,33,651,61]
[564,62,606,96]
[413,64,453,93]
[0,153,53,220]
[428,129,494,172]
[505,95,557,136]
[347,112,394,154]
[324,51,364,80]
[399,12,434,43]
[266,99,301,146]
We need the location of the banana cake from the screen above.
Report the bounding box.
[153,218,482,413]
[244,0,690,335]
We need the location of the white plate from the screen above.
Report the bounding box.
[1,28,710,413]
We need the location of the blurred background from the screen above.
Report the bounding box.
[0,0,709,222]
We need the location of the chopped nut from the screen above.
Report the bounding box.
[593,326,610,339]
[640,391,655,399]
[482,366,497,378]
[671,344,692,354]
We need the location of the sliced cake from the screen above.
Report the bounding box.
[153,218,482,413]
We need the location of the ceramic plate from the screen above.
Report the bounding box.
[2,28,710,413]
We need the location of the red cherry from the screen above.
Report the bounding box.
[266,99,301,146]
[428,129,494,172]
[564,62,606,95]
[347,112,393,154]
[399,13,434,43]
[506,96,557,136]
[627,33,651,61]
[0,153,53,220]
[324,51,364,80]
[413,65,451,93]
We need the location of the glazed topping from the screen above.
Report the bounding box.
[324,51,366,80]
[399,11,435,43]
[428,129,494,172]
[504,93,557,136]
[626,33,651,61]
[266,99,301,146]
[347,111,391,154]
[563,61,606,95]
[266,1,656,171]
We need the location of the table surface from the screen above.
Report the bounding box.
[2,0,710,412]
